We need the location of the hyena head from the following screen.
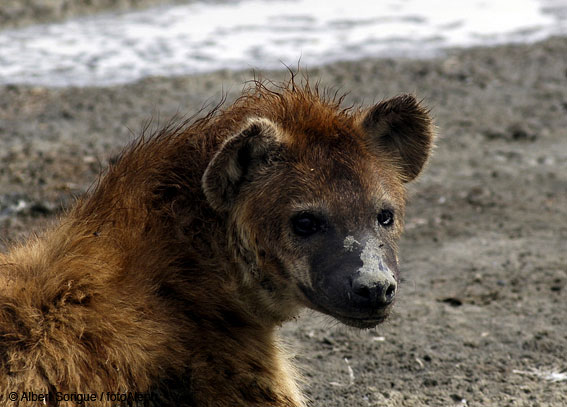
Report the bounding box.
[203,88,434,328]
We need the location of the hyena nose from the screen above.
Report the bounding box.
[351,274,397,306]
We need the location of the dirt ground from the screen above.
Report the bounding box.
[1,34,566,406]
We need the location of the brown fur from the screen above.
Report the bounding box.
[0,77,434,406]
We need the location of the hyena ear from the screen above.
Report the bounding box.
[202,117,280,212]
[361,94,435,182]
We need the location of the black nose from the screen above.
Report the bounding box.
[351,276,397,306]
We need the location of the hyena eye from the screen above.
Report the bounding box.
[377,209,394,227]
[291,212,323,237]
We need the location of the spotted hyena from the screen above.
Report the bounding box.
[0,77,434,406]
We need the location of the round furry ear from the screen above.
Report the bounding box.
[361,94,435,183]
[202,118,280,212]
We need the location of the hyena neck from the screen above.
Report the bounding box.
[189,325,306,407]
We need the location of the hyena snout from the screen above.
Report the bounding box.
[303,233,400,327]
[350,270,397,307]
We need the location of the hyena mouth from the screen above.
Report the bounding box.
[317,305,391,329]
[299,284,392,328]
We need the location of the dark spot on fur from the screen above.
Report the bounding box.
[249,361,266,374]
[260,276,276,292]
[69,292,92,306]
[217,309,248,329]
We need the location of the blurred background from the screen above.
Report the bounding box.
[0,0,566,86]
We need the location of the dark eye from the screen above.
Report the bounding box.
[291,212,323,237]
[377,209,394,227]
